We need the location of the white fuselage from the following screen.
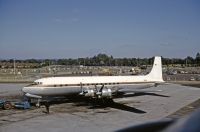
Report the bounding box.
[22,56,164,98]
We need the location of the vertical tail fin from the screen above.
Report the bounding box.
[146,56,164,82]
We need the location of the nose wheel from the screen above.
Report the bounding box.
[36,99,41,107]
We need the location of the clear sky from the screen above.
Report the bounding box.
[0,0,199,59]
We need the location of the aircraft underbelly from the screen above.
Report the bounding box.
[49,87,81,96]
[29,86,82,96]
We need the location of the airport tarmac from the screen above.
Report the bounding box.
[0,83,200,132]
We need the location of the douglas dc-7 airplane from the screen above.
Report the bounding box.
[22,56,164,105]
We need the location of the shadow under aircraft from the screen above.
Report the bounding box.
[40,92,169,114]
[113,92,170,98]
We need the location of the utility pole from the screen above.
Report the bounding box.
[49,60,51,74]
[185,59,188,67]
[13,59,16,75]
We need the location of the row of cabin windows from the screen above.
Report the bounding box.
[52,83,120,87]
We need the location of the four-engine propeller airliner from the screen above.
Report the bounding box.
[22,56,164,105]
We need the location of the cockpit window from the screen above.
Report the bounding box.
[26,82,42,86]
[36,82,42,85]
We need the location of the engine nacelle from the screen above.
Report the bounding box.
[101,88,112,98]
[82,87,112,98]
[84,89,95,97]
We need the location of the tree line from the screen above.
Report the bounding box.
[1,52,200,67]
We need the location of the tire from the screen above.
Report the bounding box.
[3,102,12,110]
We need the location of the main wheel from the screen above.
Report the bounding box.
[3,102,12,110]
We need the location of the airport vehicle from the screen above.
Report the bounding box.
[14,101,31,109]
[22,56,164,105]
[0,100,12,110]
[0,100,31,110]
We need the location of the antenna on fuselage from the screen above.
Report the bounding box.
[79,82,84,95]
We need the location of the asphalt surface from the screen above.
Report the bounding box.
[0,83,26,101]
[0,83,200,132]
